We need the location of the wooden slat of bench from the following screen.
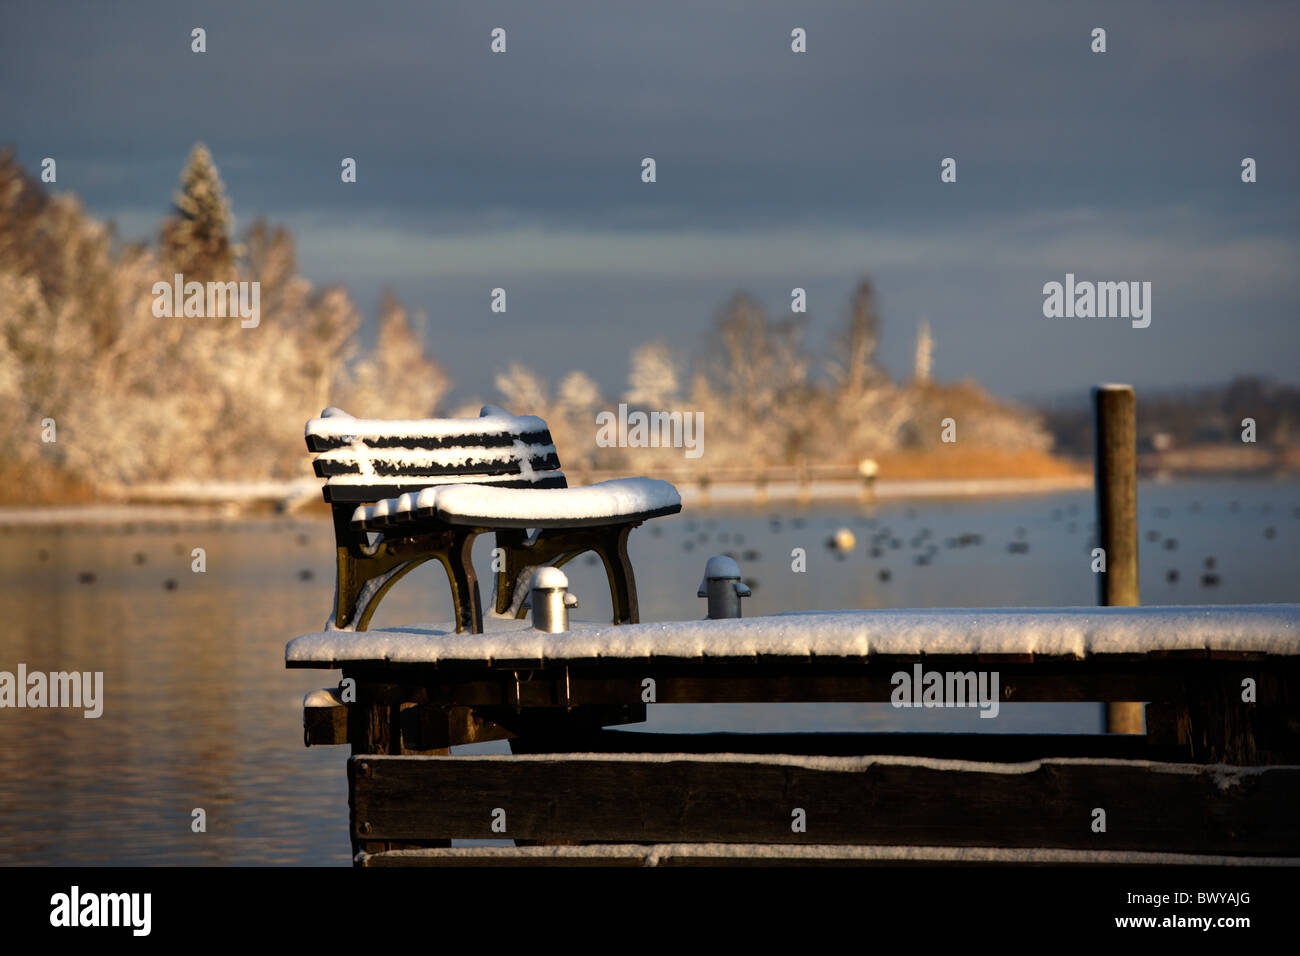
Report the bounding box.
[324,474,567,503]
[306,427,554,453]
[356,844,1300,868]
[435,503,682,530]
[355,503,680,533]
[314,453,562,479]
[349,754,1300,854]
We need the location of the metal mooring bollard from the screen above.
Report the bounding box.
[697,555,752,619]
[531,566,578,633]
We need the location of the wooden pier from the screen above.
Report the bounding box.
[288,607,1300,866]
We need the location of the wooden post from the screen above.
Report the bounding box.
[1093,385,1144,734]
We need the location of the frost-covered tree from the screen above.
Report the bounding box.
[555,370,604,467]
[558,370,601,417]
[828,280,884,397]
[494,362,549,418]
[161,143,234,280]
[817,280,912,457]
[490,365,612,470]
[341,292,450,418]
[696,294,814,464]
[0,152,432,495]
[625,341,680,408]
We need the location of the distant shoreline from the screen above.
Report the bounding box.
[8,470,1299,527]
[679,474,1092,506]
[0,474,1090,527]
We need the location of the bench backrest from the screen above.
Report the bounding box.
[305,405,567,504]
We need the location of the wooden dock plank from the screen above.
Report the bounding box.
[506,730,1153,761]
[349,754,1300,854]
[356,843,1300,868]
[338,658,1297,705]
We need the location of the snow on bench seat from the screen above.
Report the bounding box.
[351,477,682,530]
[286,603,1300,664]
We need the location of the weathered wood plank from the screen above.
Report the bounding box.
[303,687,348,746]
[1145,672,1300,764]
[349,754,1300,854]
[356,843,1300,868]
[507,731,1152,761]
[324,658,1299,709]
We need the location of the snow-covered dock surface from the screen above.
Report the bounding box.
[356,843,1300,867]
[286,603,1300,666]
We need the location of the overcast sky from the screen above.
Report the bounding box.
[2,0,1296,404]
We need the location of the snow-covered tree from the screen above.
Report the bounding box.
[555,370,604,467]
[160,143,234,280]
[625,341,680,408]
[820,280,909,457]
[828,280,884,397]
[341,293,450,418]
[697,294,815,464]
[558,369,601,413]
[494,362,548,417]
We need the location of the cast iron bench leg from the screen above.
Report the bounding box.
[492,528,533,617]
[593,525,639,625]
[438,527,484,634]
[492,524,641,625]
[334,546,411,631]
[334,529,484,633]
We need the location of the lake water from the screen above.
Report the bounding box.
[1,477,1296,864]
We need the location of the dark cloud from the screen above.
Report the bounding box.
[2,0,1296,398]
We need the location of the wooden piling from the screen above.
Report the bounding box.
[1093,384,1144,734]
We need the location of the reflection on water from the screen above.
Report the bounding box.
[0,477,1295,864]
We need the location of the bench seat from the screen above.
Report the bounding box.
[351,478,682,531]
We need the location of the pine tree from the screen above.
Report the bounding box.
[161,143,234,280]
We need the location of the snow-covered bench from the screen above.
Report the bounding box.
[306,405,681,633]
